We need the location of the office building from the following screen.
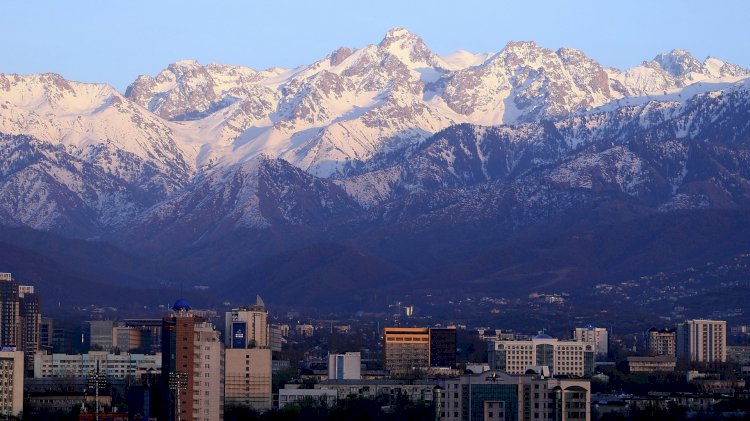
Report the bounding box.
[225,296,268,349]
[278,388,337,409]
[86,320,114,351]
[488,334,595,377]
[19,285,41,375]
[33,351,161,379]
[269,324,283,352]
[295,324,314,338]
[224,301,273,412]
[646,328,677,357]
[328,352,361,380]
[384,327,430,376]
[438,370,590,421]
[162,299,223,421]
[574,326,608,358]
[0,273,20,348]
[0,350,24,418]
[627,356,677,373]
[383,327,460,376]
[430,328,457,368]
[677,319,726,363]
[225,348,272,411]
[40,318,54,351]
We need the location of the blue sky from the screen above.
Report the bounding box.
[2,1,749,92]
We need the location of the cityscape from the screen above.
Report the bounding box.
[2,1,750,420]
[0,271,747,420]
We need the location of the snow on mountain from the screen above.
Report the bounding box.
[0,73,193,186]
[129,155,360,243]
[441,50,494,70]
[2,29,750,237]
[122,30,749,180]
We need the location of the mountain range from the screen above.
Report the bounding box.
[2,28,750,312]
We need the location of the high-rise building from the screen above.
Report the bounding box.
[438,370,591,421]
[0,275,42,375]
[162,300,223,421]
[225,348,272,411]
[224,300,273,412]
[40,318,54,351]
[384,327,459,376]
[573,326,608,358]
[0,273,20,349]
[646,328,676,357]
[384,327,430,376]
[488,334,595,377]
[429,328,457,368]
[677,319,726,363]
[225,296,268,349]
[328,352,361,380]
[19,286,41,375]
[0,350,24,419]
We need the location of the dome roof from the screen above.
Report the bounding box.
[534,333,553,339]
[172,299,191,311]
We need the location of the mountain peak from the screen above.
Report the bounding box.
[378,27,443,69]
[170,59,202,69]
[381,27,417,42]
[652,49,702,77]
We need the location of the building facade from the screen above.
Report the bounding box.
[279,388,337,409]
[0,273,20,349]
[162,300,223,421]
[430,328,457,368]
[438,370,590,421]
[383,327,430,376]
[224,296,268,349]
[328,352,361,380]
[33,351,161,379]
[646,328,676,357]
[0,350,23,418]
[677,320,726,363]
[573,327,608,358]
[225,348,272,411]
[488,334,595,377]
[627,356,677,373]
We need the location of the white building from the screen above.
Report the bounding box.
[677,319,726,363]
[328,352,361,380]
[574,326,608,358]
[0,351,23,418]
[488,334,595,377]
[225,296,268,349]
[33,351,161,379]
[438,370,590,421]
[279,388,337,408]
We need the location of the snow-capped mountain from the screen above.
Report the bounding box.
[123,31,749,179]
[2,29,750,308]
[1,28,749,240]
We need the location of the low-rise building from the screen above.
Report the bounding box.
[627,356,677,373]
[33,351,161,379]
[437,370,590,421]
[278,388,337,408]
[315,379,438,404]
[488,334,595,377]
[727,345,750,365]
